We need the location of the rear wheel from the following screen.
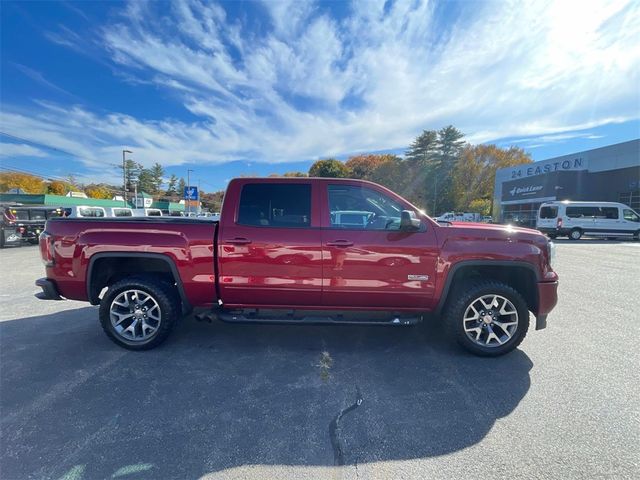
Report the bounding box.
[99,277,180,350]
[569,228,582,240]
[444,280,529,356]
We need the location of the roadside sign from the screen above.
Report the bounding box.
[184,186,198,200]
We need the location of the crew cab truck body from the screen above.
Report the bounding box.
[37,178,558,356]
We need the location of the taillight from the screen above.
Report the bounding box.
[39,231,55,267]
[556,217,562,229]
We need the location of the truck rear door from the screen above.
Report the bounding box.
[218,180,323,307]
[320,182,439,309]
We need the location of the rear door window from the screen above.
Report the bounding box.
[238,183,311,228]
[539,206,558,219]
[566,206,597,218]
[597,207,619,219]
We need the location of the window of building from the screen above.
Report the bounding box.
[238,183,311,227]
[619,191,640,210]
[113,209,132,217]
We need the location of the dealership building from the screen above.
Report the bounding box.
[492,139,640,227]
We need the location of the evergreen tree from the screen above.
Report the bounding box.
[167,174,178,195]
[178,177,186,197]
[150,163,164,195]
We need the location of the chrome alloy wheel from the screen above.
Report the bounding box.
[110,290,161,342]
[463,294,519,347]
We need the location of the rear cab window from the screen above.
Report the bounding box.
[238,183,311,228]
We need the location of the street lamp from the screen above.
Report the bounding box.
[122,149,133,206]
[187,169,194,215]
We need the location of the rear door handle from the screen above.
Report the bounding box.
[227,237,252,245]
[326,240,354,247]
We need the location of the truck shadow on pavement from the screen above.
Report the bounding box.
[1,307,533,479]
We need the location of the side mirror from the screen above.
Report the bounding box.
[400,210,421,231]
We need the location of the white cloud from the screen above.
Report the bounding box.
[0,143,48,157]
[5,0,640,168]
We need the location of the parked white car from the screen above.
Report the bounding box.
[105,207,133,217]
[436,212,482,222]
[131,208,163,217]
[64,206,106,218]
[536,201,640,240]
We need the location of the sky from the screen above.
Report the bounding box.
[1,0,639,192]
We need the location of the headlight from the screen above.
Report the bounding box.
[547,241,556,267]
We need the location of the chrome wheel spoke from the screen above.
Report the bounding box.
[463,294,518,348]
[110,290,161,342]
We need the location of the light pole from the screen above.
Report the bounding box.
[122,149,133,207]
[187,169,194,216]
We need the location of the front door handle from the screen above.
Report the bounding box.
[326,240,354,247]
[227,237,252,245]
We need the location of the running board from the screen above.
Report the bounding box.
[206,310,422,326]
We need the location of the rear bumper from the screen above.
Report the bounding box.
[35,278,63,300]
[535,280,558,330]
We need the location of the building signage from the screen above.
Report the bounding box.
[508,185,544,197]
[510,157,584,179]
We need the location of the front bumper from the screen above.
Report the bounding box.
[35,278,63,300]
[535,280,559,330]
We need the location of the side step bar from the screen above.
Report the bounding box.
[196,310,422,326]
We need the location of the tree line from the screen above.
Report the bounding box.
[290,126,532,215]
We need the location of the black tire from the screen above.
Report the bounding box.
[633,230,639,240]
[548,234,557,239]
[443,280,529,357]
[569,228,582,240]
[0,230,5,249]
[99,276,181,350]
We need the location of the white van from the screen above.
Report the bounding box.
[536,201,640,240]
[64,206,107,218]
[105,207,133,218]
[131,208,163,217]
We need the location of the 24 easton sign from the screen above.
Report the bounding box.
[510,157,584,179]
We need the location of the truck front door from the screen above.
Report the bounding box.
[218,180,323,307]
[321,183,439,309]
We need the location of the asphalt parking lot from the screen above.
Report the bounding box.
[1,241,639,480]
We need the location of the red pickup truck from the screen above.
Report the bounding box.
[36,177,558,356]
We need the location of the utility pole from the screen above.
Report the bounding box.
[187,169,194,216]
[122,149,133,207]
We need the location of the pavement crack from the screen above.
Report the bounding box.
[329,385,363,466]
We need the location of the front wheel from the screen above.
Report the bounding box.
[444,280,529,356]
[99,277,181,350]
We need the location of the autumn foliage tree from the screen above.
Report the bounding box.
[47,180,73,195]
[84,184,113,199]
[0,172,44,193]
[452,144,533,213]
[308,159,350,178]
[345,154,395,180]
